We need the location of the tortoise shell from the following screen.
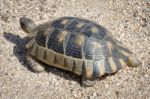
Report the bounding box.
[25,17,135,78]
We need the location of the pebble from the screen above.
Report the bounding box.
[88,93,98,99]
[68,81,76,85]
[140,18,147,27]
[105,84,109,88]
[0,14,9,22]
[0,47,2,55]
[144,74,149,78]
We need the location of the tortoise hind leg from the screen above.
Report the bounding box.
[81,76,96,87]
[26,54,45,73]
[81,66,96,87]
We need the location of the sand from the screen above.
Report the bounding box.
[0,0,149,99]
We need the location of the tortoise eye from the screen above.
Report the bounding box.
[20,22,25,29]
[20,22,30,33]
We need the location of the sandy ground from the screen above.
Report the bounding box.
[0,0,149,99]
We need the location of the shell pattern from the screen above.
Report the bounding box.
[26,17,131,78]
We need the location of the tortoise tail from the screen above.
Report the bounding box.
[118,44,140,67]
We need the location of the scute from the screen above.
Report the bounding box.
[47,29,65,54]
[84,37,100,59]
[82,24,107,40]
[66,19,87,32]
[111,46,122,70]
[36,30,47,47]
[51,17,73,29]
[66,33,85,58]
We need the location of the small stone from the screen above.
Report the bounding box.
[87,93,98,99]
[124,24,128,28]
[7,57,12,62]
[51,5,57,8]
[140,18,147,27]
[144,74,149,78]
[11,16,16,22]
[54,81,59,86]
[115,90,120,97]
[70,89,74,92]
[39,6,44,12]
[0,47,2,55]
[68,81,76,85]
[105,84,109,88]
[0,92,2,97]
[1,14,9,22]
[72,91,78,98]
[92,93,97,97]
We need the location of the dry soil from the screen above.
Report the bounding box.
[0,0,150,99]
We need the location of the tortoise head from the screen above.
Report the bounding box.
[20,17,37,35]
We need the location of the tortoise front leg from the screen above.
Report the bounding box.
[26,53,45,73]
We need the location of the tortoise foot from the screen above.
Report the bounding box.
[81,76,96,87]
[26,55,45,73]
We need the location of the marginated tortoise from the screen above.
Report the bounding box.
[20,16,140,87]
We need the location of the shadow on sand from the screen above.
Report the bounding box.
[3,32,80,84]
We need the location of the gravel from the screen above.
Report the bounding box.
[0,0,149,99]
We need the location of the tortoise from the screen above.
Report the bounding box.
[20,16,140,87]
